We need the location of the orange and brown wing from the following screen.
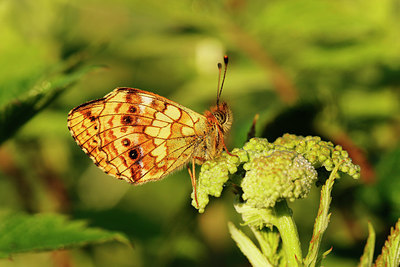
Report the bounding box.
[67,87,208,184]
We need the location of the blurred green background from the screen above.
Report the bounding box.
[0,0,399,266]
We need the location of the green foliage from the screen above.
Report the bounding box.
[304,163,342,267]
[374,219,400,267]
[358,222,375,267]
[221,137,358,266]
[0,0,399,265]
[0,64,95,144]
[195,136,399,266]
[228,222,273,267]
[0,211,130,259]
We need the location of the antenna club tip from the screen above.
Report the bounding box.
[224,55,229,64]
[217,62,222,69]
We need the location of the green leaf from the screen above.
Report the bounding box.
[374,218,400,267]
[0,211,130,258]
[0,64,95,144]
[358,222,375,267]
[250,226,281,265]
[304,163,342,267]
[228,222,273,267]
[315,247,332,267]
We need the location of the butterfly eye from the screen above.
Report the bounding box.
[213,111,226,124]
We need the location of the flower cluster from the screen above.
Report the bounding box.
[273,134,360,179]
[191,148,246,213]
[241,151,317,208]
[192,134,361,212]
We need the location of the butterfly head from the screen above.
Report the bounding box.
[210,56,232,134]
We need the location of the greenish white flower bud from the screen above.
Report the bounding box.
[192,149,244,213]
[241,151,317,208]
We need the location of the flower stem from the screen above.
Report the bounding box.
[273,200,303,266]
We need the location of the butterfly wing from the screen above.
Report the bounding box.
[67,87,209,184]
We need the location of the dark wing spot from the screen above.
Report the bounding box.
[129,149,139,160]
[89,116,96,122]
[122,138,130,147]
[122,115,133,125]
[120,127,127,133]
[85,111,92,118]
[94,125,98,130]
[129,106,137,113]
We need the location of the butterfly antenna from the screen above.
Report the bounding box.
[216,62,222,106]
[217,55,229,107]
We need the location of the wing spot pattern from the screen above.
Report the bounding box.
[68,87,213,185]
[129,148,140,160]
[121,115,133,125]
[122,138,130,147]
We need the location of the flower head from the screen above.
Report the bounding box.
[192,135,361,212]
[241,151,317,208]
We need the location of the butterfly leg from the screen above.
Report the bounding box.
[188,158,199,208]
[220,132,237,158]
[246,113,259,141]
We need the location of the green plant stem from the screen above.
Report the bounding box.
[273,200,303,266]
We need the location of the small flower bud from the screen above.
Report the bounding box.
[241,151,317,208]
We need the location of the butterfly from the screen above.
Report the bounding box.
[67,56,232,206]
